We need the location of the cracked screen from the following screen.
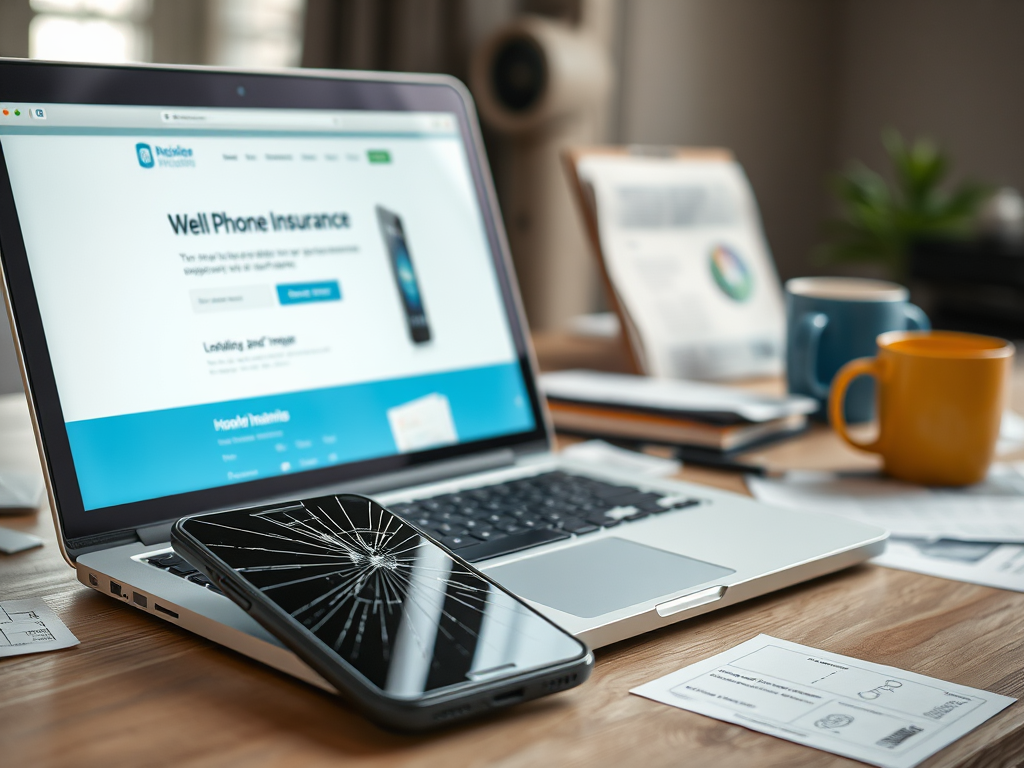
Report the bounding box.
[179,494,586,697]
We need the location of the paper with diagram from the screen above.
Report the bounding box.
[570,149,785,380]
[0,597,79,658]
[632,635,1014,768]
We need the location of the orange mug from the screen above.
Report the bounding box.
[829,330,1014,486]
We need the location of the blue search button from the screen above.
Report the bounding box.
[276,281,341,305]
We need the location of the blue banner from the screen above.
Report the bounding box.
[66,362,534,510]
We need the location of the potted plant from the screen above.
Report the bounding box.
[820,129,990,279]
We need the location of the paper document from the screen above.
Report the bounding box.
[576,154,786,380]
[632,635,1014,768]
[560,439,681,478]
[874,538,1024,592]
[0,526,44,554]
[541,369,817,423]
[747,464,1024,542]
[0,469,45,514]
[0,597,79,658]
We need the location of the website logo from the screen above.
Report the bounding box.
[136,142,155,169]
[135,142,196,169]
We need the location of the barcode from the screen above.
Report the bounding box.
[876,725,923,749]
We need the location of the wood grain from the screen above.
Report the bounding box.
[2,361,1023,767]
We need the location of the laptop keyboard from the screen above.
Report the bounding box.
[144,471,702,588]
[389,471,700,563]
[143,551,224,595]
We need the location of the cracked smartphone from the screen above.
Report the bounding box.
[171,494,593,731]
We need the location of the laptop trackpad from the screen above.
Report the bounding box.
[483,537,735,619]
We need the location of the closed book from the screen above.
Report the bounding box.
[548,401,807,452]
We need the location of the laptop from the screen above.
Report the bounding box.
[0,59,886,690]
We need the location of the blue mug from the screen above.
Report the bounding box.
[786,277,929,422]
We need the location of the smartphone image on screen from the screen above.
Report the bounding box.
[376,206,431,344]
[171,494,593,732]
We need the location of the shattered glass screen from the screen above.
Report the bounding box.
[179,495,586,697]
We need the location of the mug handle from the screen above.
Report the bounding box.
[903,303,930,331]
[829,357,884,454]
[794,312,830,400]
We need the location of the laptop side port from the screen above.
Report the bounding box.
[110,581,122,596]
[154,604,179,619]
[132,592,148,608]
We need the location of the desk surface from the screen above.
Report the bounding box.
[3,357,1024,767]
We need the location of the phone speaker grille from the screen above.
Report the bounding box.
[433,703,474,722]
[544,673,578,692]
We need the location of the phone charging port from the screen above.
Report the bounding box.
[491,688,525,707]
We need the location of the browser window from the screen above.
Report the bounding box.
[0,103,534,511]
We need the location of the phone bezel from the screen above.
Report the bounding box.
[170,495,593,731]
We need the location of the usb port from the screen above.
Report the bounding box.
[154,604,179,619]
[132,592,148,608]
[110,581,122,596]
[491,688,525,706]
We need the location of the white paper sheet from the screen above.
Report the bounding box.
[874,538,1024,592]
[0,469,45,514]
[747,464,1024,542]
[0,597,79,657]
[632,635,1014,768]
[386,393,458,453]
[560,439,681,477]
[0,526,44,554]
[576,154,786,380]
[541,369,817,423]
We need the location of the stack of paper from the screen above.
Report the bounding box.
[541,369,816,452]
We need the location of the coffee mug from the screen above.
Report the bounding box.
[830,330,1014,486]
[786,277,929,422]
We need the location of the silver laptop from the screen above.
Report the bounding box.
[0,59,886,690]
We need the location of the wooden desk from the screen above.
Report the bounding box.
[2,378,1024,767]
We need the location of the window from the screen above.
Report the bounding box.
[208,0,305,68]
[29,0,152,63]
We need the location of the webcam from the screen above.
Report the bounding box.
[237,86,246,97]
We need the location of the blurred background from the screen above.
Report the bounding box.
[1,0,1023,392]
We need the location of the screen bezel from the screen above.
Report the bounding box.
[0,59,550,545]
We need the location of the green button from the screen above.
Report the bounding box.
[367,150,391,164]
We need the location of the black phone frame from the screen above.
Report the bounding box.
[170,495,592,732]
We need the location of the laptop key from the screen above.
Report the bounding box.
[458,528,571,563]
[440,535,474,550]
[561,518,599,534]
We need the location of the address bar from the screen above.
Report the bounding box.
[160,110,337,128]
[159,110,455,133]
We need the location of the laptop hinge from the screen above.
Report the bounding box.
[137,521,174,545]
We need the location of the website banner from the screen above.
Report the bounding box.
[66,361,531,510]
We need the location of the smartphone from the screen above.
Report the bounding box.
[171,494,593,731]
[376,206,431,344]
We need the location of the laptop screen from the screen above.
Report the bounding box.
[0,93,539,523]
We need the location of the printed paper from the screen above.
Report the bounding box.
[0,598,79,658]
[632,635,1014,768]
[874,538,1024,592]
[747,465,1024,542]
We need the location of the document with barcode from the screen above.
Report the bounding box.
[632,635,1014,768]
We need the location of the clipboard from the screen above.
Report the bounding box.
[561,145,785,381]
